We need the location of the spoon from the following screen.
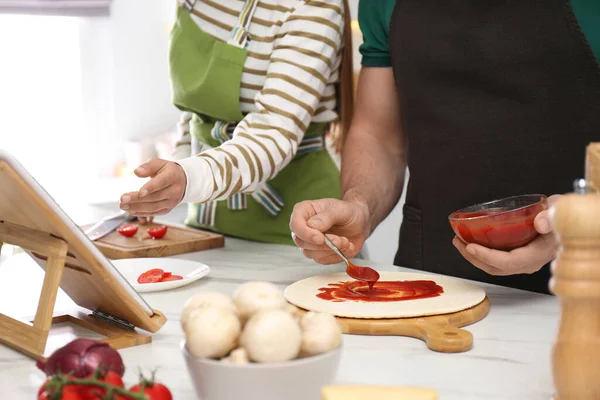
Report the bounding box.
[323,233,380,290]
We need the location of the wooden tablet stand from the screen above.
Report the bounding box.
[0,152,167,361]
[550,143,600,399]
[0,221,153,361]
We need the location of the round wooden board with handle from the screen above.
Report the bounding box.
[286,271,489,353]
[297,297,489,353]
[353,296,485,352]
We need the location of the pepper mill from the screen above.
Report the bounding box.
[586,143,600,192]
[550,176,600,399]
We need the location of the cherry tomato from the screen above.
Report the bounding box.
[162,272,172,278]
[83,371,125,399]
[129,382,173,400]
[117,224,138,237]
[38,383,83,400]
[137,268,165,284]
[147,225,168,239]
[161,275,183,282]
[101,371,124,388]
[38,379,53,397]
[43,392,82,400]
[38,379,77,395]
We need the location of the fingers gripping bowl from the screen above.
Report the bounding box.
[181,281,343,400]
[448,194,548,251]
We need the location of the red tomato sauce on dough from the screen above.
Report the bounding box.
[316,280,444,303]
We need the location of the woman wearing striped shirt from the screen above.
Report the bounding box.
[119,0,353,245]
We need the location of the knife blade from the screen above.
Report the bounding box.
[84,210,137,241]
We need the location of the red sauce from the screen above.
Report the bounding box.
[346,262,380,290]
[450,206,542,251]
[455,220,536,251]
[316,280,444,303]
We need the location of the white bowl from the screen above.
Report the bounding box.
[181,340,342,400]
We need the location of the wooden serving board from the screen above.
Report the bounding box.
[309,297,489,353]
[86,222,224,259]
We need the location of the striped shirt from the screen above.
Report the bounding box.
[174,0,344,204]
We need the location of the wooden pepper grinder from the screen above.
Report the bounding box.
[550,144,600,399]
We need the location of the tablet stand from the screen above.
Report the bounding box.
[0,220,152,361]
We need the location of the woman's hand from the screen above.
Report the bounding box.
[119,158,187,218]
[453,195,561,276]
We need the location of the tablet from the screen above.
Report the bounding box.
[0,150,163,332]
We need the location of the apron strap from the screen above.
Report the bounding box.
[228,0,260,48]
[297,135,326,155]
[195,201,217,227]
[251,185,284,217]
[182,0,197,12]
[210,120,234,143]
[182,0,259,49]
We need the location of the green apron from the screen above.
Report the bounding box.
[168,0,341,246]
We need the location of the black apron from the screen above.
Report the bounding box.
[389,0,600,293]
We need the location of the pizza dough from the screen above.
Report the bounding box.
[284,271,486,319]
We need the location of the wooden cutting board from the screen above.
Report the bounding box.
[84,222,224,259]
[301,297,489,353]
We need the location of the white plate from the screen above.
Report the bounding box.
[111,258,211,293]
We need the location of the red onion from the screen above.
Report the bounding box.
[36,339,125,378]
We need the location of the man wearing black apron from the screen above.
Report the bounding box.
[290,0,600,294]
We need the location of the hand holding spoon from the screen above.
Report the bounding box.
[323,233,380,289]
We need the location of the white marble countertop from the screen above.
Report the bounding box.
[0,204,559,399]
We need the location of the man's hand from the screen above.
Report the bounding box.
[289,198,371,264]
[453,195,561,275]
[119,158,187,217]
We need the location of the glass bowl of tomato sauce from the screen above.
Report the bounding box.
[448,194,549,251]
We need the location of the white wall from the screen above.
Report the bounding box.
[109,0,178,143]
[79,18,117,177]
[78,0,180,176]
[0,14,87,196]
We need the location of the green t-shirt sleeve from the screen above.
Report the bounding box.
[358,0,394,67]
[570,0,600,61]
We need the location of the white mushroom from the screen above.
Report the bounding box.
[284,302,300,320]
[232,281,286,322]
[299,312,342,357]
[240,309,302,363]
[227,347,249,365]
[181,292,237,331]
[185,306,241,359]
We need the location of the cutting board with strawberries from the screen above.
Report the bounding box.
[86,222,224,259]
